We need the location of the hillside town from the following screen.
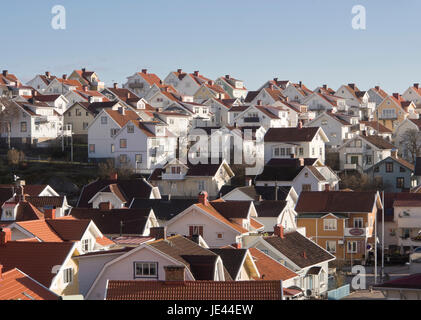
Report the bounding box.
[2,67,421,300]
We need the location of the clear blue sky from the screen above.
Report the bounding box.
[2,0,421,93]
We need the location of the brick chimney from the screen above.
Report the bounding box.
[0,228,11,245]
[177,68,182,74]
[193,70,199,77]
[198,191,209,206]
[274,224,284,239]
[110,172,118,180]
[113,83,118,89]
[285,96,289,102]
[231,242,242,249]
[32,89,38,97]
[164,265,185,281]
[225,74,230,79]
[268,83,274,90]
[375,86,380,91]
[257,100,262,106]
[141,69,147,74]
[15,186,25,202]
[62,74,67,80]
[324,184,330,192]
[348,83,355,90]
[393,93,400,100]
[391,149,398,158]
[45,71,51,78]
[208,80,214,86]
[299,81,302,87]
[44,208,56,219]
[2,70,8,77]
[414,83,419,89]
[273,78,278,83]
[99,202,112,211]
[83,85,88,92]
[149,226,167,240]
[323,84,327,90]
[82,68,86,73]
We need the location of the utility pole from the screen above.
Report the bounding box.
[374,191,378,285]
[381,190,385,279]
[70,132,73,162]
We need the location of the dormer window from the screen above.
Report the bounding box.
[82,238,92,252]
[171,166,181,174]
[5,210,13,218]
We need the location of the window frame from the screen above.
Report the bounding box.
[133,261,158,279]
[323,219,337,231]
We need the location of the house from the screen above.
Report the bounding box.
[63,102,96,141]
[295,191,382,264]
[9,211,114,253]
[209,248,260,281]
[359,121,393,141]
[230,102,289,129]
[244,226,335,298]
[77,174,161,208]
[334,83,375,120]
[193,80,228,101]
[252,200,298,232]
[81,233,230,300]
[402,83,421,105]
[264,126,328,163]
[281,82,313,103]
[393,118,421,161]
[373,273,421,300]
[367,86,389,107]
[154,110,191,137]
[101,83,141,104]
[303,92,347,114]
[365,150,415,192]
[313,84,336,96]
[305,112,355,148]
[68,68,104,91]
[70,206,159,237]
[215,75,248,99]
[258,78,290,91]
[255,158,340,195]
[31,92,69,115]
[165,192,263,247]
[246,85,286,106]
[338,134,396,171]
[1,189,46,224]
[202,97,241,126]
[64,86,108,105]
[221,184,298,203]
[163,70,212,96]
[44,75,82,95]
[0,98,65,148]
[87,107,140,160]
[0,266,59,300]
[373,93,417,131]
[105,280,287,300]
[26,71,57,93]
[25,195,70,217]
[123,69,162,98]
[113,120,177,173]
[149,159,234,199]
[0,228,80,297]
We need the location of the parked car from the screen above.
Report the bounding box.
[410,247,421,262]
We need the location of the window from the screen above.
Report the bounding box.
[326,241,336,253]
[171,166,181,174]
[111,144,115,153]
[110,128,119,137]
[20,122,27,132]
[299,147,304,156]
[101,116,108,125]
[365,155,372,165]
[120,139,127,148]
[319,148,323,156]
[217,233,224,239]
[89,144,95,153]
[324,219,337,231]
[136,154,142,163]
[120,154,127,164]
[347,241,358,253]
[76,109,81,116]
[82,238,91,252]
[198,180,205,191]
[302,184,311,191]
[189,225,203,236]
[374,166,379,173]
[134,262,157,278]
[127,125,134,133]
[83,122,89,130]
[63,268,73,284]
[385,162,393,173]
[396,177,405,189]
[354,217,364,228]
[5,210,12,218]
[312,148,315,156]
[400,167,406,173]
[321,120,328,125]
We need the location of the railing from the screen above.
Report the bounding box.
[344,163,357,170]
[327,284,350,300]
[128,82,144,89]
[161,173,185,180]
[243,117,260,123]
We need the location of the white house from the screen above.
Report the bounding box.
[402,83,421,105]
[281,82,313,103]
[231,103,289,129]
[123,69,162,98]
[26,72,57,93]
[163,70,212,96]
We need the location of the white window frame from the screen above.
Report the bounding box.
[63,268,73,284]
[323,219,337,231]
[134,262,158,278]
[326,240,336,253]
[347,241,358,253]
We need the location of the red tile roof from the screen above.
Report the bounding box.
[249,248,298,281]
[0,268,59,300]
[104,109,140,127]
[106,280,284,300]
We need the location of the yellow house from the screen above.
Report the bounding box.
[374,94,416,131]
[63,102,96,141]
[296,191,382,264]
[193,81,228,101]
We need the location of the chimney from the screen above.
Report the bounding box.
[163,86,169,92]
[99,202,112,211]
[285,96,289,102]
[245,177,252,186]
[298,121,303,129]
[414,83,419,89]
[45,71,51,78]
[149,226,167,240]
[269,83,274,90]
[141,69,147,74]
[164,265,185,281]
[375,86,380,91]
[225,74,230,79]
[110,172,118,180]
[62,74,67,80]
[208,80,214,86]
[391,149,398,158]
[324,184,330,192]
[126,92,131,99]
[32,89,38,97]
[257,100,262,106]
[82,68,86,73]
[273,78,278,83]
[44,208,56,220]
[113,83,118,89]
[193,70,199,77]
[231,242,242,249]
[83,85,88,92]
[299,81,302,87]
[274,224,284,239]
[177,68,182,74]
[323,84,327,90]
[198,191,209,206]
[0,228,11,245]
[348,83,355,90]
[15,186,25,202]
[15,80,20,88]
[299,158,305,167]
[2,70,8,77]
[393,93,399,99]
[118,106,125,115]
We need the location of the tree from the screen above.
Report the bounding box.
[399,129,421,163]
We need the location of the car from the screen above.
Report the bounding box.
[410,247,421,262]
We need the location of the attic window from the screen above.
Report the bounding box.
[321,120,328,125]
[127,125,134,133]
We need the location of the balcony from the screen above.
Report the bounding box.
[344,227,369,237]
[379,114,397,120]
[344,163,357,170]
[344,147,363,153]
[161,173,186,180]
[128,82,144,89]
[243,117,260,123]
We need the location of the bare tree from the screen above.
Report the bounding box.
[399,129,421,163]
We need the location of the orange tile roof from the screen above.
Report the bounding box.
[15,220,62,242]
[95,236,114,246]
[249,217,264,230]
[0,268,59,300]
[106,280,283,300]
[137,72,162,86]
[249,248,298,281]
[104,109,140,127]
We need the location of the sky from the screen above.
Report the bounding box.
[2,0,421,93]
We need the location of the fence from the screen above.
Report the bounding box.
[327,284,350,300]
